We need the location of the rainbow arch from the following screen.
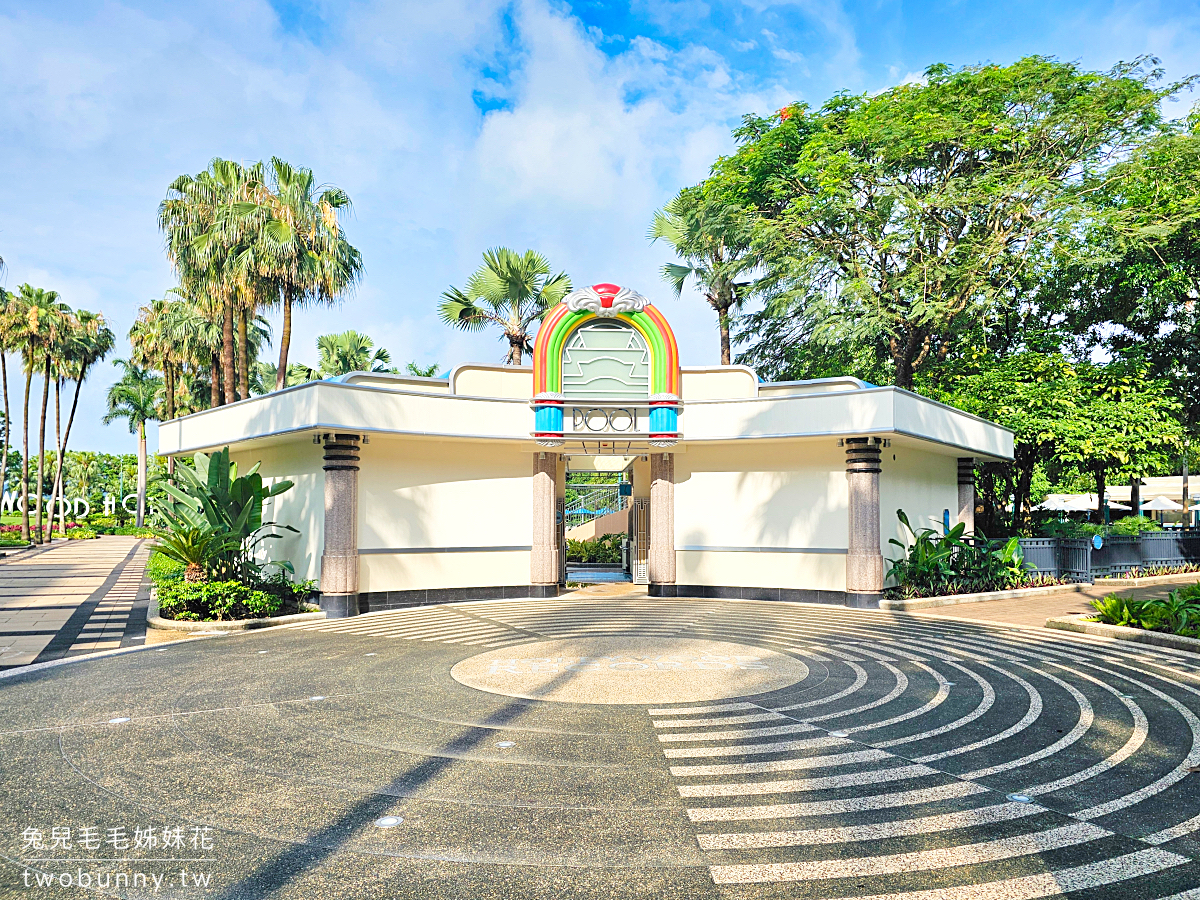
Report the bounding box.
[532,296,681,398]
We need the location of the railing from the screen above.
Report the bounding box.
[564,484,626,529]
[1018,534,1200,581]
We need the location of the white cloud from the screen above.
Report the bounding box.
[0,0,774,453]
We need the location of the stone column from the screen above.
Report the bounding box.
[320,433,361,619]
[957,457,976,534]
[531,452,559,593]
[649,452,676,588]
[845,437,883,608]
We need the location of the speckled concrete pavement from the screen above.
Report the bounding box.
[4,598,1200,898]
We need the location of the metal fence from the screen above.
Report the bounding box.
[1018,533,1200,581]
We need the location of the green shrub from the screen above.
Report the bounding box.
[885,509,1027,599]
[254,571,320,606]
[566,532,623,564]
[86,516,119,535]
[156,580,281,621]
[1110,515,1163,536]
[1090,587,1200,636]
[145,551,186,585]
[114,526,161,537]
[67,527,99,540]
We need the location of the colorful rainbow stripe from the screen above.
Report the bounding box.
[533,302,681,397]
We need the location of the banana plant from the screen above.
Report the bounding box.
[158,447,296,577]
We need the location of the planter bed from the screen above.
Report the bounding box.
[1093,572,1200,588]
[880,582,1088,611]
[1045,613,1200,654]
[147,591,325,632]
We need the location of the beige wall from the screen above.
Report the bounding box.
[451,364,533,398]
[674,441,849,591]
[230,440,325,584]
[879,447,958,563]
[566,506,628,542]
[214,412,968,598]
[356,436,534,591]
[681,366,758,400]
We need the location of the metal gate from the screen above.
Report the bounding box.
[556,497,566,584]
[630,498,649,584]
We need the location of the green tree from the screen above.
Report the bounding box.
[649,189,759,364]
[103,361,163,527]
[708,56,1187,388]
[316,331,396,377]
[933,353,1081,534]
[439,248,571,365]
[1061,363,1183,522]
[1044,113,1200,436]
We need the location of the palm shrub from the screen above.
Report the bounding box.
[153,526,240,582]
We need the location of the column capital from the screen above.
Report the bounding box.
[322,433,362,472]
[957,457,975,485]
[845,437,883,473]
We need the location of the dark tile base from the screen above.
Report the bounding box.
[648,584,849,605]
[358,584,560,612]
[845,592,882,609]
[320,593,360,619]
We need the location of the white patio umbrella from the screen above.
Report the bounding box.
[1033,496,1076,512]
[1142,496,1183,511]
[1107,501,1132,511]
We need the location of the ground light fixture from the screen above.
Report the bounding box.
[1007,793,1034,803]
[107,717,131,724]
[374,816,403,828]
[827,730,849,738]
[496,741,516,748]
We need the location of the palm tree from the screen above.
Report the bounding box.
[439,248,571,365]
[160,159,266,406]
[649,190,759,365]
[11,286,69,542]
[316,331,397,377]
[103,361,162,528]
[65,450,102,507]
[50,310,114,532]
[162,287,224,411]
[251,157,363,391]
[256,361,317,392]
[0,287,16,506]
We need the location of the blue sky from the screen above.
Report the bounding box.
[1,0,1198,455]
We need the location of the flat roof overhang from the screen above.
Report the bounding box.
[158,381,1013,462]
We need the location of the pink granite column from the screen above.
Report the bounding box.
[958,457,976,534]
[845,437,883,608]
[649,452,676,588]
[321,433,361,619]
[531,452,559,593]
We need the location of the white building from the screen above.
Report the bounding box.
[157,284,1013,616]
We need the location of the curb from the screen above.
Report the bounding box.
[879,582,1087,611]
[147,592,326,632]
[1094,572,1200,588]
[1045,613,1200,654]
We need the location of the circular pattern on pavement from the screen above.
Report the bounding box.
[5,597,1200,899]
[450,637,809,704]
